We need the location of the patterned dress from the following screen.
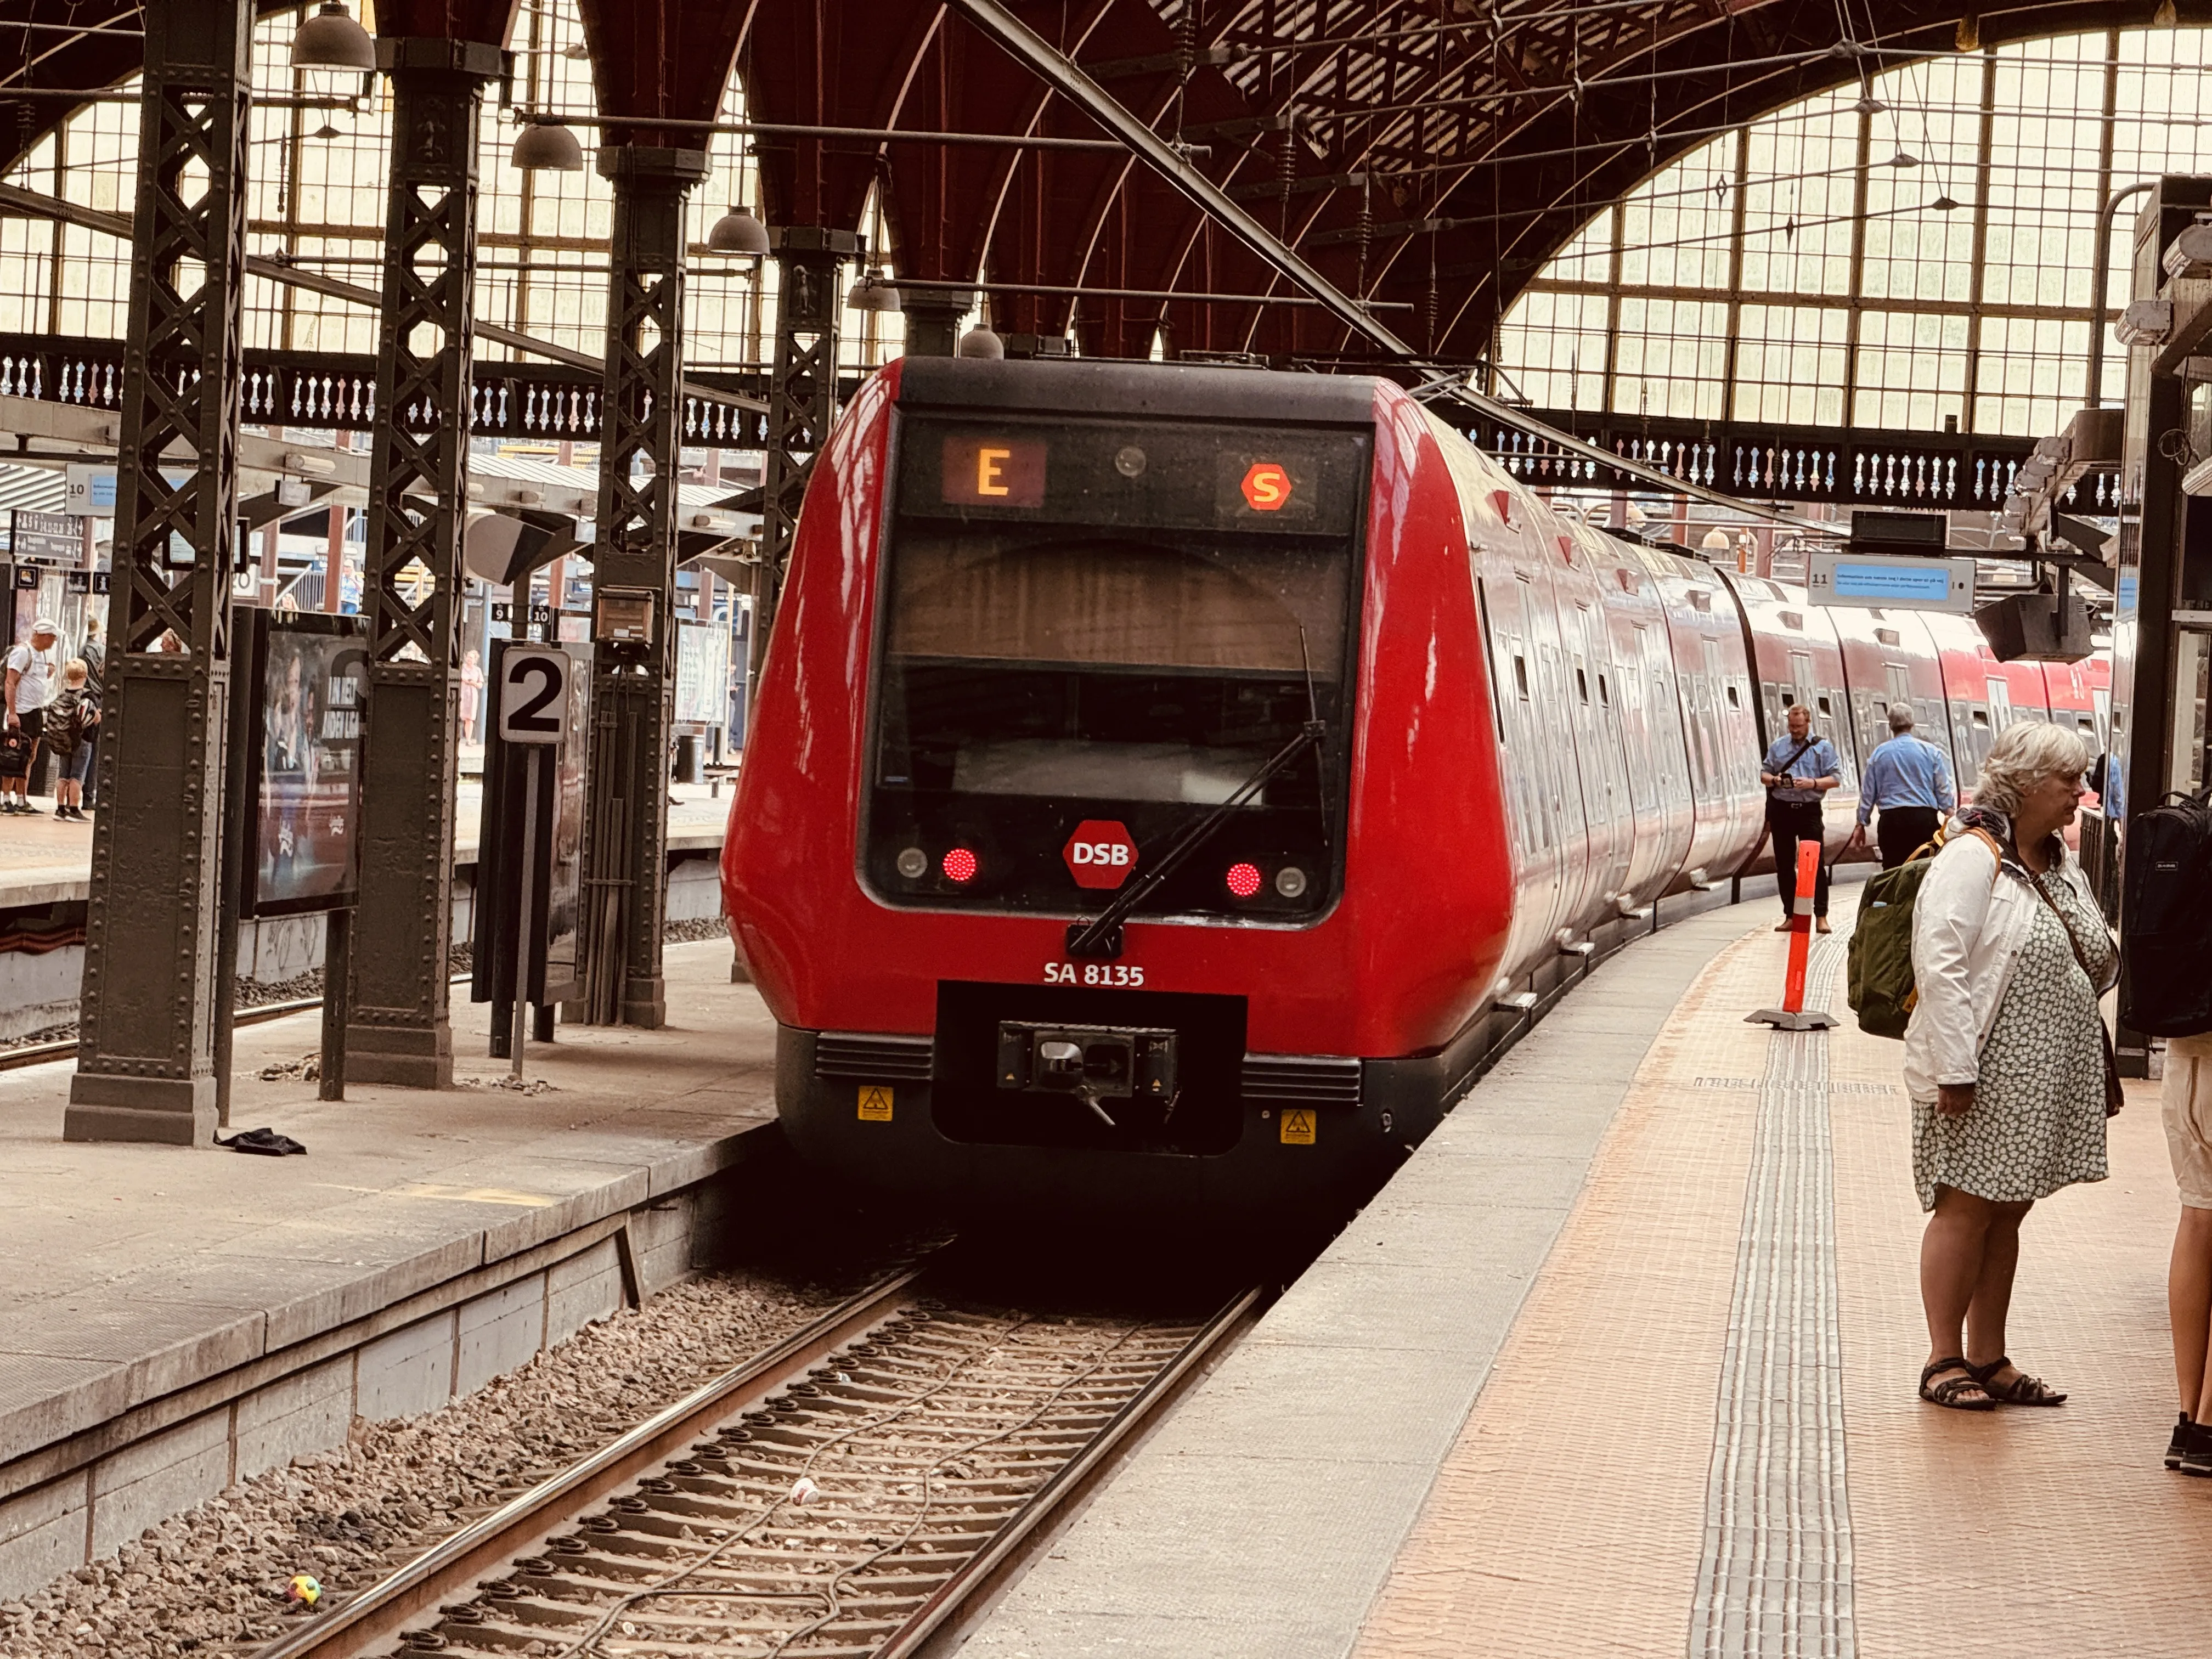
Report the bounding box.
[1912,864,2115,1212]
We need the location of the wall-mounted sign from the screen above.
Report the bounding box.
[10,510,81,563]
[1807,551,1979,614]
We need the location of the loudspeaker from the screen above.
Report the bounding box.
[1974,591,2094,662]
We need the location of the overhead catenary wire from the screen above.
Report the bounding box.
[943,0,1849,540]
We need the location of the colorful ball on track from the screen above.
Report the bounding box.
[286,1573,323,1606]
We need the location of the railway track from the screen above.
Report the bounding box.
[245,1257,1258,1659]
[0,995,325,1073]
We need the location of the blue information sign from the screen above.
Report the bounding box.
[1805,550,1977,614]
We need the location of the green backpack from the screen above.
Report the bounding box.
[1846,826,2000,1039]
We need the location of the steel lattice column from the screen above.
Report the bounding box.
[758,226,858,617]
[344,38,503,1087]
[63,0,252,1145]
[578,146,709,1029]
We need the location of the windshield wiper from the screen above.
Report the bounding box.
[1065,718,1326,960]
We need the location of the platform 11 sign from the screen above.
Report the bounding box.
[1805,551,1979,614]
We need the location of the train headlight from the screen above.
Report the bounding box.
[941,848,979,884]
[895,847,928,879]
[1274,865,1308,898]
[1225,862,1262,899]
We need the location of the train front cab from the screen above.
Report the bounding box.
[727,359,1520,1227]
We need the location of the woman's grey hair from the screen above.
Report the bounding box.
[1974,720,2092,816]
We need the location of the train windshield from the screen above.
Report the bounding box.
[866,415,1369,919]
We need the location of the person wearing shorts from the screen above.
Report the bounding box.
[2163,1032,2212,1471]
[2,618,58,814]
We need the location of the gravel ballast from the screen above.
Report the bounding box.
[0,1268,870,1659]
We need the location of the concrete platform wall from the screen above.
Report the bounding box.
[0,1160,738,1600]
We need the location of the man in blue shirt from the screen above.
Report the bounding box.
[1846,705,1956,870]
[1760,704,1842,932]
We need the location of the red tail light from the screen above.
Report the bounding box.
[1225,861,1262,899]
[942,848,978,883]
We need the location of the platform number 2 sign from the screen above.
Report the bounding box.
[498,646,569,745]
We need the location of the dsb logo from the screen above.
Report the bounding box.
[1063,820,1138,890]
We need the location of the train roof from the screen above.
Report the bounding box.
[895,357,1383,427]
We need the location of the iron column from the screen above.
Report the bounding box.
[578,145,709,1029]
[64,0,252,1145]
[345,37,504,1087]
[758,225,857,616]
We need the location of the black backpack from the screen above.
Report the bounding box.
[2121,791,2212,1037]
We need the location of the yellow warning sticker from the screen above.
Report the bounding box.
[857,1085,894,1122]
[1279,1108,1316,1146]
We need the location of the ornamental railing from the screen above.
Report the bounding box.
[1442,407,2106,513]
[0,332,804,449]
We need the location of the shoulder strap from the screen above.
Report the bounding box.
[2025,865,2108,981]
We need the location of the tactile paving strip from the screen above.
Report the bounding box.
[1688,938,1856,1658]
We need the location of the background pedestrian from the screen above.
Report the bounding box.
[1760,703,1841,933]
[1849,704,1955,868]
[42,660,97,822]
[2,619,60,815]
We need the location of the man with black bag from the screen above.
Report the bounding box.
[1760,703,1842,934]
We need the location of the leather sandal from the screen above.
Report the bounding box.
[1967,1356,2066,1406]
[1920,1357,1996,1411]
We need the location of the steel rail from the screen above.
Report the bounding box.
[943,0,1849,538]
[0,992,323,1074]
[244,1265,929,1659]
[243,1271,1258,1659]
[872,1284,1261,1659]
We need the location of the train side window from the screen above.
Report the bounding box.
[1726,684,1741,709]
[1576,667,1590,703]
[1514,655,1530,699]
[1597,673,1610,707]
[1971,709,1989,727]
[1818,695,1832,718]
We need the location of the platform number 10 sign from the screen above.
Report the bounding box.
[498,646,570,745]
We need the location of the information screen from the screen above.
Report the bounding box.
[1806,551,1977,614]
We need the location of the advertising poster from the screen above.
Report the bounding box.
[248,619,368,917]
[540,644,590,1003]
[673,618,730,727]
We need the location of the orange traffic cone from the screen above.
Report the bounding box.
[1747,838,1838,1031]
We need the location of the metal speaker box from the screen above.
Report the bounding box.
[1973,591,2094,662]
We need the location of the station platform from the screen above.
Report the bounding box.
[0,780,736,1042]
[0,938,773,1600]
[0,776,736,905]
[958,893,2206,1658]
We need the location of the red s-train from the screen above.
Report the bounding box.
[721,358,2107,1222]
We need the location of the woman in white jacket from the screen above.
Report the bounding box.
[1906,720,2115,1411]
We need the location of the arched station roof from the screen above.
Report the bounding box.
[0,2,2183,366]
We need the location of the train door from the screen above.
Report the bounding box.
[1570,596,1634,921]
[1985,674,2013,737]
[1629,611,1696,899]
[1786,649,1814,712]
[1525,584,1598,936]
[1472,567,1568,970]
